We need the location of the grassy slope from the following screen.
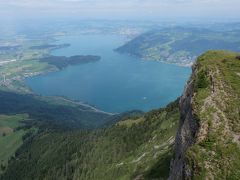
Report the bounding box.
[116,28,240,66]
[0,90,112,129]
[1,100,179,180]
[0,114,31,174]
[186,50,240,179]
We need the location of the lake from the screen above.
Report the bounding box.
[26,34,191,113]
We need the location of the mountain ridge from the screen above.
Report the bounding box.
[169,50,240,179]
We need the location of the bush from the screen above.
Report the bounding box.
[196,70,209,89]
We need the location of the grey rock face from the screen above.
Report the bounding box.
[169,66,200,180]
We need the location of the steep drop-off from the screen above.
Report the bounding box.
[170,50,240,179]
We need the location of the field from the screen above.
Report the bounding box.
[116,27,240,66]
[0,36,59,93]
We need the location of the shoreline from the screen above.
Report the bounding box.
[0,40,114,116]
[1,34,190,115]
[114,50,194,68]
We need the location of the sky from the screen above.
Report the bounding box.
[0,0,240,21]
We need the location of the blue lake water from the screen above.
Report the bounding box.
[26,34,191,113]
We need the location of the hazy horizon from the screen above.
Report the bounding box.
[1,0,240,21]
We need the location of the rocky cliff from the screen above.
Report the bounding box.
[169,64,199,179]
[169,50,240,179]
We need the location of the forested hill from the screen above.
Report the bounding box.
[116,27,240,66]
[1,100,179,180]
[0,90,112,129]
[0,89,114,176]
[40,55,101,69]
